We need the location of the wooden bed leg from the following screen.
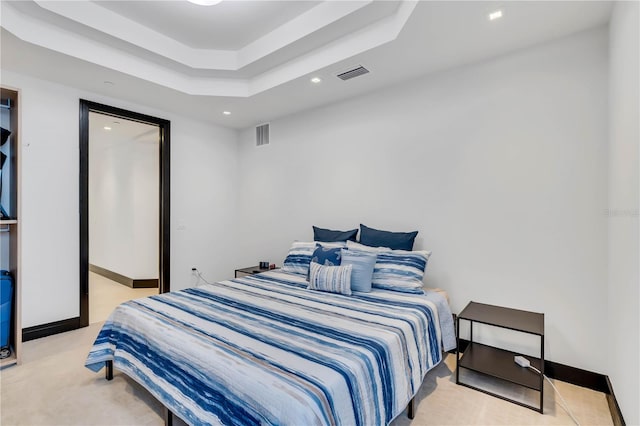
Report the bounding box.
[407,397,415,419]
[164,407,173,426]
[105,360,113,381]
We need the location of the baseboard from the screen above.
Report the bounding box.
[22,317,80,342]
[544,359,608,393]
[456,339,625,425]
[605,376,626,426]
[89,264,158,289]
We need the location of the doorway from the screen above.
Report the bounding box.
[79,100,170,328]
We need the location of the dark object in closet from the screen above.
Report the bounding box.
[0,127,10,146]
[0,151,5,218]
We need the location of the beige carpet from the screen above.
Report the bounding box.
[1,323,613,426]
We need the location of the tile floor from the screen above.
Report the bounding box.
[89,271,158,324]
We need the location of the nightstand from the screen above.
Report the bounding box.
[234,266,278,278]
[456,301,545,413]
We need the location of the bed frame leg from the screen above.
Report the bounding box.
[164,407,173,426]
[105,360,113,381]
[407,397,415,419]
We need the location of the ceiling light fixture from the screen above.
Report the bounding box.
[223,111,231,115]
[488,10,503,21]
[103,126,112,131]
[310,77,322,84]
[187,0,222,6]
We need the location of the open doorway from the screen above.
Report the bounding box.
[79,101,170,328]
[88,112,159,323]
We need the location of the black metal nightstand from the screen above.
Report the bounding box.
[234,266,279,278]
[456,301,545,413]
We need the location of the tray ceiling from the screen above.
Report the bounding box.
[0,1,613,128]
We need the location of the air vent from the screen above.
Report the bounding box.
[337,65,370,81]
[256,123,270,146]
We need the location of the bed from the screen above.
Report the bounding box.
[86,270,455,426]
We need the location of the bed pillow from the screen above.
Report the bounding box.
[282,242,316,276]
[308,262,352,296]
[359,224,418,251]
[313,226,358,242]
[340,249,376,292]
[346,240,390,253]
[282,241,346,276]
[308,245,344,279]
[371,249,431,294]
[311,245,343,266]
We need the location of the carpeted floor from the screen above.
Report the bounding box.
[0,322,613,425]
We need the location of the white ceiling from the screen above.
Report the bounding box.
[0,1,612,129]
[89,111,159,152]
[94,1,322,50]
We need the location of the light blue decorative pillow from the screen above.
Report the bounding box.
[282,241,346,277]
[340,249,376,292]
[371,249,431,294]
[308,262,352,296]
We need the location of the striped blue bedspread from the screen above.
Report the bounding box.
[86,270,452,426]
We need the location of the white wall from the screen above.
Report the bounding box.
[237,28,610,372]
[89,113,159,279]
[0,70,239,328]
[607,2,639,424]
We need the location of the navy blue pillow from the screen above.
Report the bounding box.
[311,244,343,266]
[359,224,418,251]
[313,226,358,242]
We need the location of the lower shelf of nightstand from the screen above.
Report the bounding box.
[459,342,542,391]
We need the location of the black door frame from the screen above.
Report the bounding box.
[79,100,170,328]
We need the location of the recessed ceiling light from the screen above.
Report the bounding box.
[310,77,322,84]
[103,81,114,86]
[223,111,231,115]
[103,126,112,131]
[488,10,503,21]
[188,0,222,5]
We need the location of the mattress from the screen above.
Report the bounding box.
[86,270,454,426]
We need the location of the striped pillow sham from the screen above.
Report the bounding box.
[346,241,431,294]
[308,262,352,296]
[372,250,431,294]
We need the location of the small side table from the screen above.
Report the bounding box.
[234,266,278,278]
[456,301,545,413]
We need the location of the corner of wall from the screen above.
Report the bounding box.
[607,1,640,424]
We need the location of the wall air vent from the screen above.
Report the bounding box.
[336,65,370,81]
[256,123,270,146]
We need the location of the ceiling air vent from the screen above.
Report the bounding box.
[256,123,270,146]
[337,65,370,81]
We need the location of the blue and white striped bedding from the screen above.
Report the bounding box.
[85,270,454,426]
